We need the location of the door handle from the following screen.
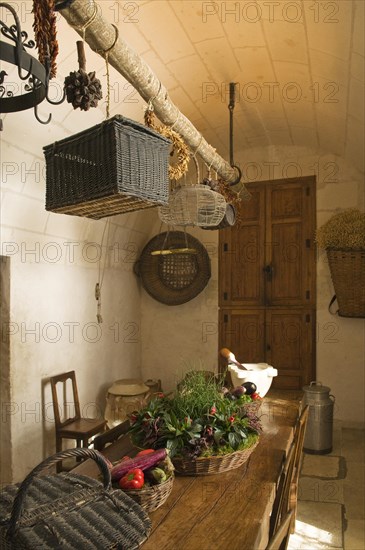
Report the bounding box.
[263,264,274,280]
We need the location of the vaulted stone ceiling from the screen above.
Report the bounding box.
[2,0,364,174]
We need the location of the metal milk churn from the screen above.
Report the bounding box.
[303,381,335,454]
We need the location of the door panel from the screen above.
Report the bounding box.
[219,187,265,307]
[269,221,303,305]
[266,309,315,389]
[219,176,316,391]
[219,309,266,364]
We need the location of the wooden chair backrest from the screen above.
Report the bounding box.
[270,405,309,538]
[266,510,294,550]
[293,405,309,475]
[270,442,296,537]
[50,371,81,429]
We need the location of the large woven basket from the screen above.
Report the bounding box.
[326,249,365,318]
[172,439,259,476]
[44,115,171,219]
[135,231,211,305]
[0,448,151,549]
[121,474,174,513]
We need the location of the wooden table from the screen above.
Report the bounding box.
[74,392,301,550]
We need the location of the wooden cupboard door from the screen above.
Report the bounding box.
[219,309,266,364]
[265,178,316,307]
[266,309,315,389]
[219,186,265,307]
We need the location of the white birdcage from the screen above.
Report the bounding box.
[158,184,226,227]
[158,157,226,227]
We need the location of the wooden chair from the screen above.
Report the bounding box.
[290,404,309,532]
[266,510,294,550]
[93,420,130,451]
[269,443,296,538]
[269,405,309,538]
[50,371,107,471]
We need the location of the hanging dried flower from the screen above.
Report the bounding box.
[32,0,59,79]
[64,41,102,111]
[144,109,190,181]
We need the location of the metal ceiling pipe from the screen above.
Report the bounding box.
[57,0,250,199]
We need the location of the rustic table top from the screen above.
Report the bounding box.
[73,391,301,550]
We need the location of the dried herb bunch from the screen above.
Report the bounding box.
[316,208,365,250]
[33,0,59,78]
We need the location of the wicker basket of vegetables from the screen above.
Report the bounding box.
[128,371,261,476]
[111,449,174,512]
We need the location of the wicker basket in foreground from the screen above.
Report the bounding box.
[122,474,174,512]
[172,439,259,476]
[327,249,365,318]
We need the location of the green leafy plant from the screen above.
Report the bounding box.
[129,371,261,459]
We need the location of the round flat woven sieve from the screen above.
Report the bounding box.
[136,231,211,305]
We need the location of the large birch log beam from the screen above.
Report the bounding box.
[57,0,250,199]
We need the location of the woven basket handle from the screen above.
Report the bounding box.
[7,448,111,538]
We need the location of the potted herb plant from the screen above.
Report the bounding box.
[316,208,365,317]
[128,371,261,475]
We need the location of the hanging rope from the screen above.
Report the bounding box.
[95,218,111,324]
[94,25,119,119]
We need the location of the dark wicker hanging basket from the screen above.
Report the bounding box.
[135,231,211,305]
[43,115,171,219]
[326,248,365,318]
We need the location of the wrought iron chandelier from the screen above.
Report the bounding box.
[0,2,65,128]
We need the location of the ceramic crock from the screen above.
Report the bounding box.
[104,379,150,428]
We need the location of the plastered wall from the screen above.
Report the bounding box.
[0,114,158,483]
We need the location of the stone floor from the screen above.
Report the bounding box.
[288,423,365,550]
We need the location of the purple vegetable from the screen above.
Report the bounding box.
[111,448,167,481]
[233,386,246,397]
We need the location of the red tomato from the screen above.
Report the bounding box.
[251,392,262,400]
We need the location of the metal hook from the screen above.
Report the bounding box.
[34,104,52,124]
[228,164,242,186]
[46,85,66,105]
